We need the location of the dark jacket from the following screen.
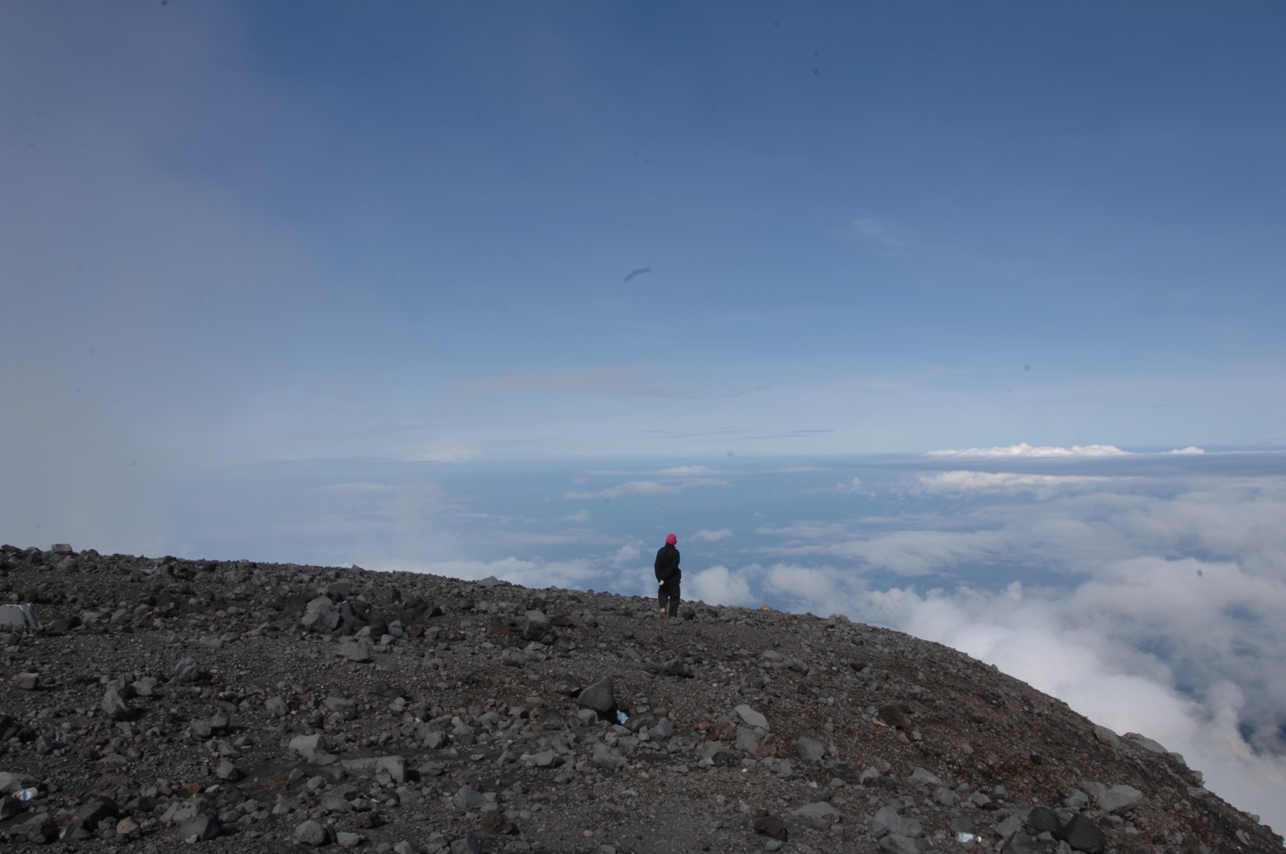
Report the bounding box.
[654,544,681,584]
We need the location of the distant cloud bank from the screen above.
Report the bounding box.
[928,443,1128,458]
[919,471,1113,493]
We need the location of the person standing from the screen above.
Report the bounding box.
[654,533,681,619]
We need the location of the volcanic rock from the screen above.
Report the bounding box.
[0,544,1276,854]
[575,675,615,714]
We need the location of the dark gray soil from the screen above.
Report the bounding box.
[0,545,1279,853]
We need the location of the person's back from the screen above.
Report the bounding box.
[654,534,681,618]
[654,543,680,583]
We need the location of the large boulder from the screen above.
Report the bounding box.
[301,597,340,632]
[523,610,552,642]
[178,813,221,843]
[576,676,615,714]
[1085,782,1143,813]
[1063,813,1107,854]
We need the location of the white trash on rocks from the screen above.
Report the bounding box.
[0,604,39,632]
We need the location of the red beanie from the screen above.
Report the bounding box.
[666,534,677,545]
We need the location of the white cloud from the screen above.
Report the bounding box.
[1168,446,1206,455]
[765,563,850,607]
[831,476,863,494]
[690,528,733,541]
[560,509,591,522]
[688,565,755,607]
[612,543,642,565]
[927,443,1129,458]
[919,471,1113,495]
[659,466,712,475]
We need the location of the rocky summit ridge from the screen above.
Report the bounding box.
[0,544,1280,854]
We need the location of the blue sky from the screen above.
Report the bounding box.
[5,1,1286,477]
[5,2,1286,833]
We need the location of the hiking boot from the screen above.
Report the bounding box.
[658,608,667,619]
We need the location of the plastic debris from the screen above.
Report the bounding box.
[616,710,629,725]
[0,603,40,632]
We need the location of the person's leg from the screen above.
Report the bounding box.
[658,583,668,618]
[668,583,680,617]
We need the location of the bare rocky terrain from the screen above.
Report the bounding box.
[0,544,1280,853]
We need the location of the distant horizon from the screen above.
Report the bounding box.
[146,442,1285,466]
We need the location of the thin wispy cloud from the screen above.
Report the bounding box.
[849,217,910,249]
[919,471,1115,495]
[927,443,1129,458]
[690,528,733,542]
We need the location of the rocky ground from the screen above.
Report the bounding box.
[0,544,1280,853]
